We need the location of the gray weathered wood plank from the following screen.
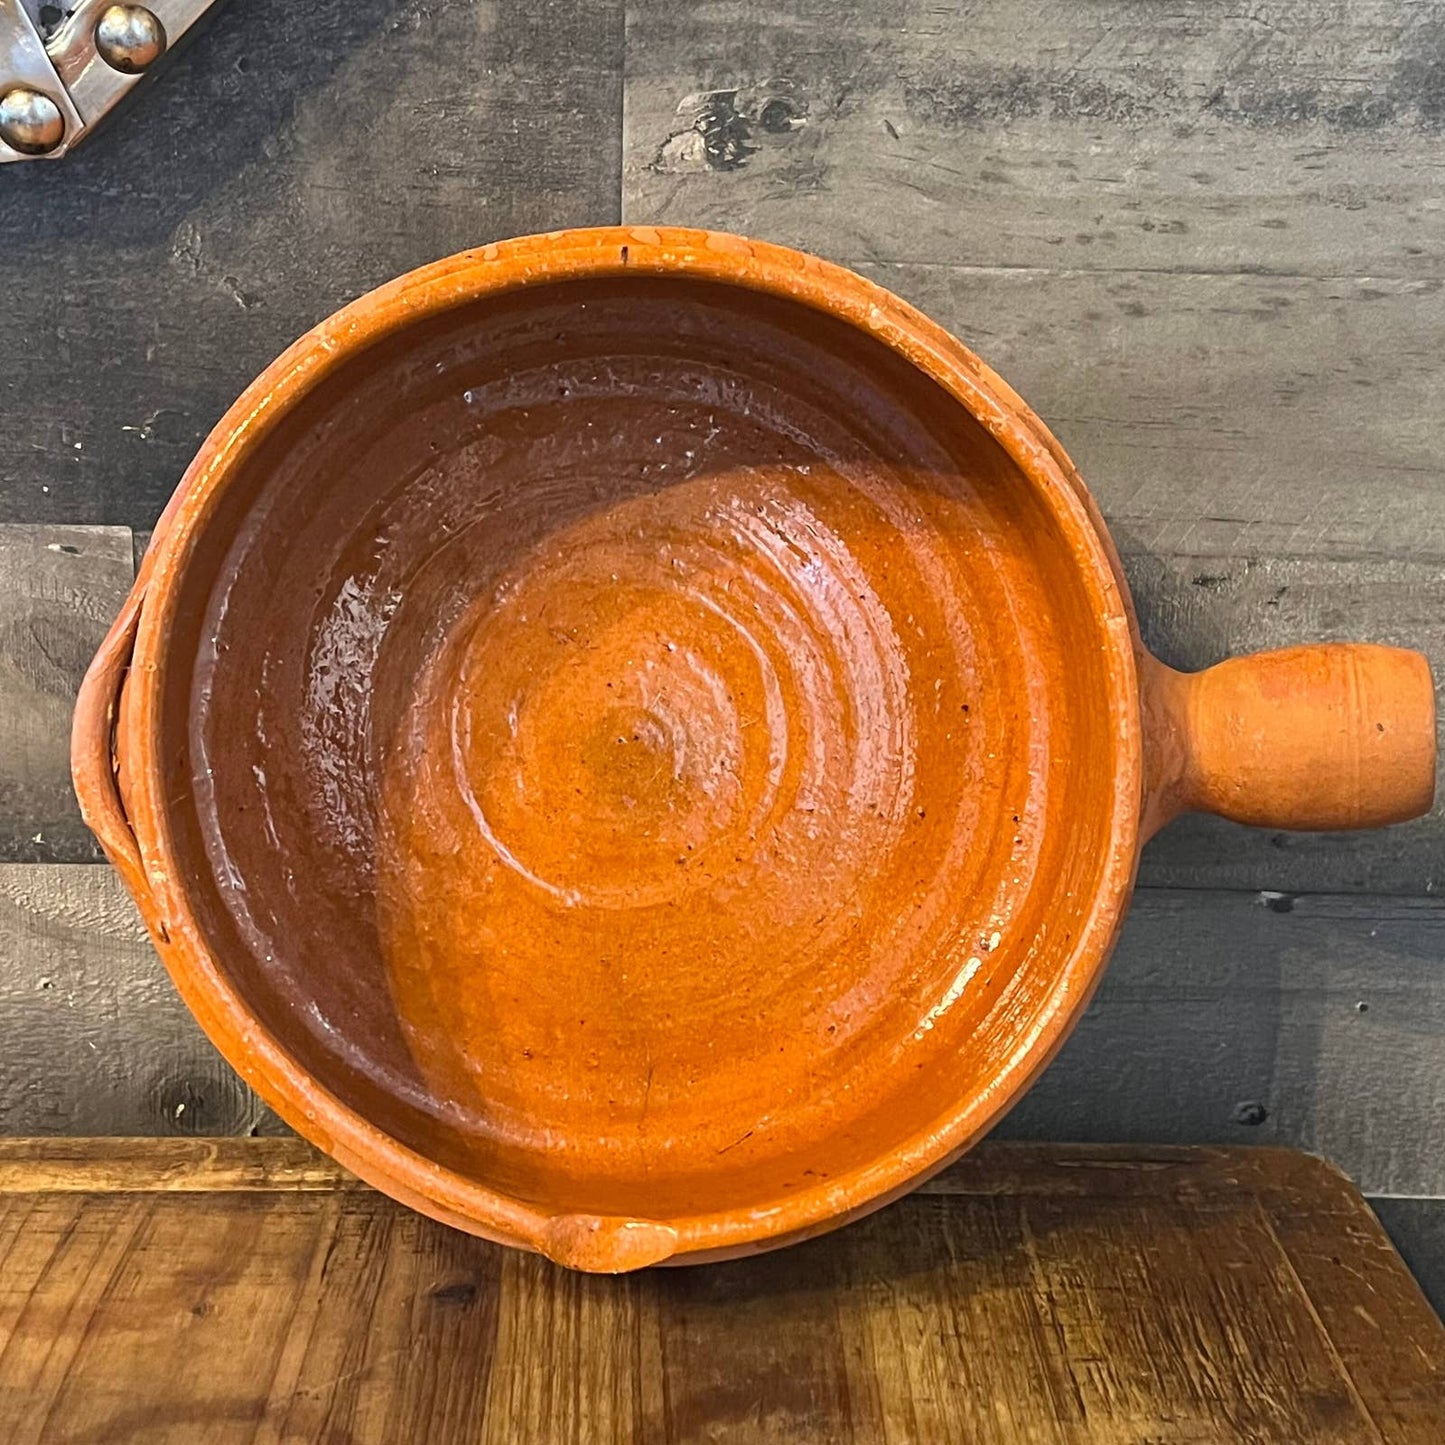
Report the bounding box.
[0,526,133,864]
[2,866,1441,1196]
[0,0,625,530]
[624,0,1445,279]
[0,865,277,1137]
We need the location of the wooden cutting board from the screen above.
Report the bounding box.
[0,1140,1440,1442]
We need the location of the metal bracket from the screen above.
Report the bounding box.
[1,0,220,162]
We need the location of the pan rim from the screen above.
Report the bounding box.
[124,225,1142,1268]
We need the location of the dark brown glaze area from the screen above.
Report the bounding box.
[157,277,1123,1218]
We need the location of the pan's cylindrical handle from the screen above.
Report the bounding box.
[70,585,153,909]
[1141,644,1437,839]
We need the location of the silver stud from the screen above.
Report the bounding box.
[94,5,168,75]
[0,87,65,155]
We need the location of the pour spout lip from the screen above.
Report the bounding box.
[537,1213,680,1272]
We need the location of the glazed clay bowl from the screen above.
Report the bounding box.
[74,228,1436,1271]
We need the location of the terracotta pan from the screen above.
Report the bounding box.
[73,228,1437,1271]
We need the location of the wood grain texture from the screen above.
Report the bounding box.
[0,0,624,530]
[0,526,133,863]
[624,0,1445,278]
[0,1136,354,1192]
[1373,1197,1445,1317]
[0,865,280,1138]
[0,1140,1440,1442]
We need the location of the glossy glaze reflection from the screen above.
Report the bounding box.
[180,277,1114,1220]
[377,452,1029,1208]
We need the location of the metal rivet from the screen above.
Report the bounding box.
[0,87,65,154]
[95,4,168,74]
